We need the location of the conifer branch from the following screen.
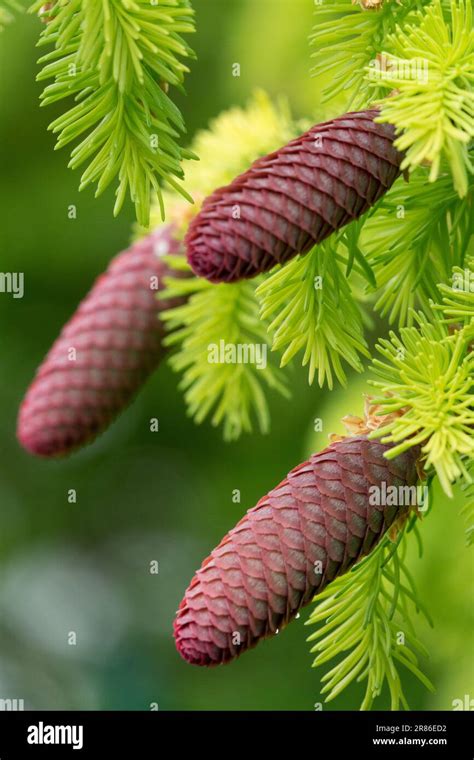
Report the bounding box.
[256,238,370,388]
[155,93,299,441]
[375,0,474,196]
[369,311,474,495]
[361,168,473,326]
[31,0,196,226]
[309,0,432,108]
[437,257,474,337]
[307,519,434,710]
[160,262,289,441]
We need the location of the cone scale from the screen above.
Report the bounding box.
[174,435,419,666]
[186,109,403,283]
[17,225,183,458]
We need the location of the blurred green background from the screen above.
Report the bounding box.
[0,0,472,711]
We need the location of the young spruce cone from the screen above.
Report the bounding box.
[186,109,403,283]
[17,225,182,457]
[174,435,419,666]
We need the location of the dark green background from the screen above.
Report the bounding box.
[0,0,471,710]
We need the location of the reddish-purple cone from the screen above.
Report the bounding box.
[186,109,403,283]
[174,435,419,666]
[17,225,182,457]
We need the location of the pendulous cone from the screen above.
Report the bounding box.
[17,225,183,458]
[174,435,419,666]
[186,109,403,283]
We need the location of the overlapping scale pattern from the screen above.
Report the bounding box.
[17,225,182,457]
[186,110,403,282]
[175,436,419,665]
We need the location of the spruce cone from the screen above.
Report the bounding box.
[17,225,183,457]
[186,109,403,283]
[174,435,419,666]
